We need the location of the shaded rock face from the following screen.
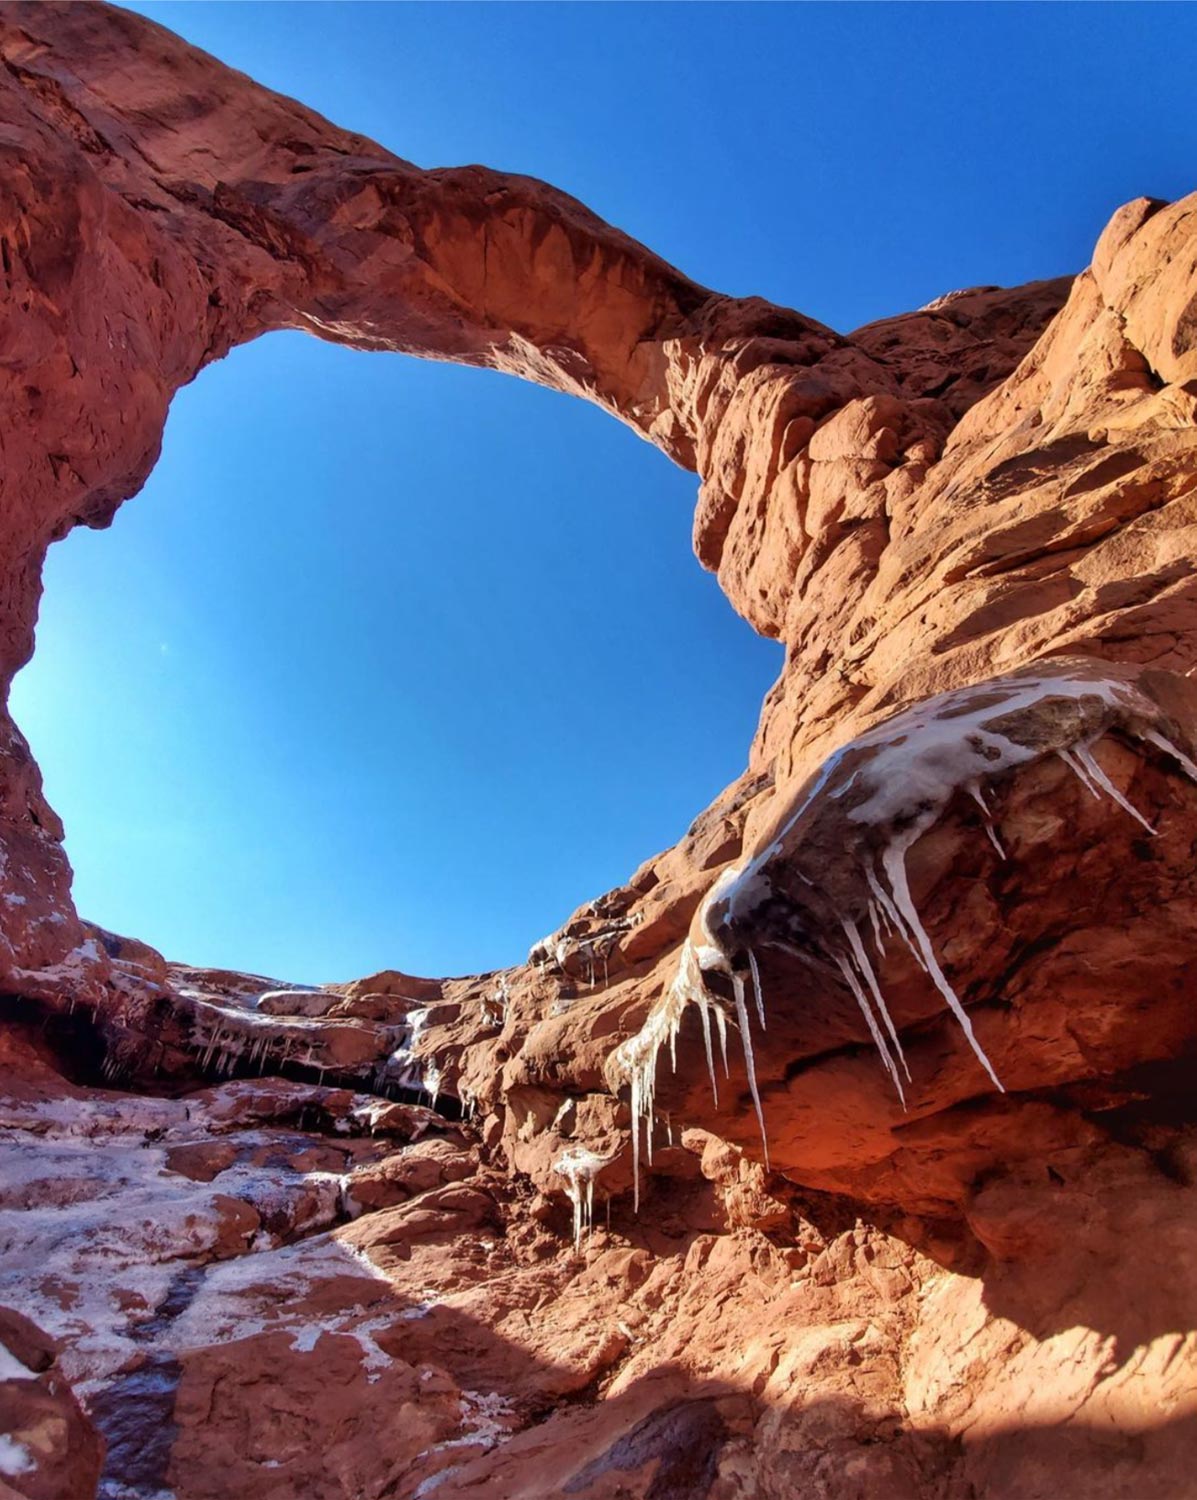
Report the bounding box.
[0,4,1195,1497]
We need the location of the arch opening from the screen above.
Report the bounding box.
[12,330,782,985]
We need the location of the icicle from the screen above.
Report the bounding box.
[842,915,909,1083]
[834,949,906,1106]
[696,992,719,1106]
[1142,728,1197,783]
[647,1017,680,1167]
[747,947,766,1030]
[713,1004,730,1078]
[731,971,769,1167]
[881,830,1004,1092]
[1073,742,1155,835]
[627,1002,675,1200]
[630,1064,642,1212]
[866,897,888,951]
[1057,745,1102,800]
[615,903,773,1209]
[200,1031,217,1071]
[865,863,927,973]
[966,779,1006,859]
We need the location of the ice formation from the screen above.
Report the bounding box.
[480,974,510,1027]
[611,865,771,1210]
[189,1000,320,1079]
[380,1006,437,1097]
[383,1004,454,1105]
[608,661,1197,1196]
[527,912,637,988]
[0,1084,379,1401]
[177,981,446,1108]
[553,1146,612,1249]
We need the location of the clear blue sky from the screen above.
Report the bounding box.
[14,3,1197,983]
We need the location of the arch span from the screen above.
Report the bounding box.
[0,0,1072,990]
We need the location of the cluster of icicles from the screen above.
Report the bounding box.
[612,880,765,1212]
[553,1146,613,1250]
[191,1007,316,1079]
[530,925,633,990]
[611,665,1197,1208]
[183,995,439,1102]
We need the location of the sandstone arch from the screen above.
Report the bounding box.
[4,6,1197,1495]
[0,1,1072,983]
[2,0,1197,1187]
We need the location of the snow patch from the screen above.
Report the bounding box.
[412,1389,517,1497]
[0,1435,34,1476]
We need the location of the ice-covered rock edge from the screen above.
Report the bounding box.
[608,659,1197,1202]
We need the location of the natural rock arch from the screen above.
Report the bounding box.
[0,0,1193,1157]
[3,2,1197,1203]
[4,8,1197,1497]
[0,0,1077,987]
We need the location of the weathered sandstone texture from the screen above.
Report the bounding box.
[1,5,1196,1498]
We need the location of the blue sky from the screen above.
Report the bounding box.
[14,3,1197,982]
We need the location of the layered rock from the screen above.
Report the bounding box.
[0,4,1196,1497]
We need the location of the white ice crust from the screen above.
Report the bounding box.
[609,663,1197,1201]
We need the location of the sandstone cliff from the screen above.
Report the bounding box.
[0,5,1195,1498]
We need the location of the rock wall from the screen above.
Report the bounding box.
[0,5,1195,1498]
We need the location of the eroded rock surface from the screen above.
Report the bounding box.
[0,4,1195,1497]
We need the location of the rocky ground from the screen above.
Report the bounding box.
[0,4,1196,1496]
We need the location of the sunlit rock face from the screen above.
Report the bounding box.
[0,5,1196,1497]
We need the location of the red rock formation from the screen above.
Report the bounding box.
[1,5,1195,1498]
[0,1305,102,1500]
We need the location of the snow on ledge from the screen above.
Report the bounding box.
[607,658,1197,1202]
